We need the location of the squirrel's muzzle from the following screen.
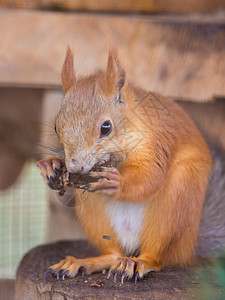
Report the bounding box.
[66,158,84,174]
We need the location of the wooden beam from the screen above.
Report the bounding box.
[0,9,225,101]
[1,0,225,13]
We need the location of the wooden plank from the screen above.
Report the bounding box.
[0,9,225,101]
[1,0,225,13]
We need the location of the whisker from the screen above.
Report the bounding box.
[90,197,96,223]
[63,192,75,208]
[36,144,64,156]
[12,136,65,157]
[32,151,58,156]
[39,121,55,128]
[119,132,148,135]
[98,148,135,155]
[39,134,58,138]
[39,129,55,133]
[76,191,89,220]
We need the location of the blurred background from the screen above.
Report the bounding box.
[0,1,225,299]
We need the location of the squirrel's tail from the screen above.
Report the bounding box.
[196,138,225,258]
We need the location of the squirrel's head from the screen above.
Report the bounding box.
[56,47,138,174]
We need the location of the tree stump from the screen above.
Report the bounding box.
[15,240,223,300]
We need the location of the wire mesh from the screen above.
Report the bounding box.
[0,161,47,279]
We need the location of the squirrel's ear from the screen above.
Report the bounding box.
[105,49,126,96]
[62,46,76,93]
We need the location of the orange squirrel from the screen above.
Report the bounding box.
[37,47,214,283]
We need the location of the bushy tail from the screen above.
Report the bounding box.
[196,140,225,258]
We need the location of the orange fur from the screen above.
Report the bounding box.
[39,48,212,281]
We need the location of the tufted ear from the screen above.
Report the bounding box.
[105,48,126,97]
[62,46,76,93]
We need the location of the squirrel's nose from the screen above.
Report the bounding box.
[66,158,84,174]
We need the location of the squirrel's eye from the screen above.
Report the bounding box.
[54,124,57,133]
[100,120,112,137]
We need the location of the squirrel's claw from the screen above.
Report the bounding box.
[62,270,69,280]
[44,256,81,281]
[56,269,63,280]
[46,175,58,190]
[121,271,127,284]
[43,268,52,280]
[107,268,113,279]
[37,157,65,191]
[52,159,64,173]
[135,272,140,285]
[107,257,142,284]
[114,271,119,282]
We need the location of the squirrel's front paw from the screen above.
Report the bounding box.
[36,157,65,190]
[88,167,120,196]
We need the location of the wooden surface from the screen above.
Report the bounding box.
[1,0,225,13]
[0,279,15,300]
[0,9,225,101]
[15,240,224,300]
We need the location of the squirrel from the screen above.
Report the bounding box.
[37,47,224,284]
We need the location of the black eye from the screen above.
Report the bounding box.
[54,124,57,133]
[100,120,112,137]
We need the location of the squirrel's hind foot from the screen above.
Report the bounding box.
[107,256,160,284]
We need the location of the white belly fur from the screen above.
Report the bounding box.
[106,200,145,256]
